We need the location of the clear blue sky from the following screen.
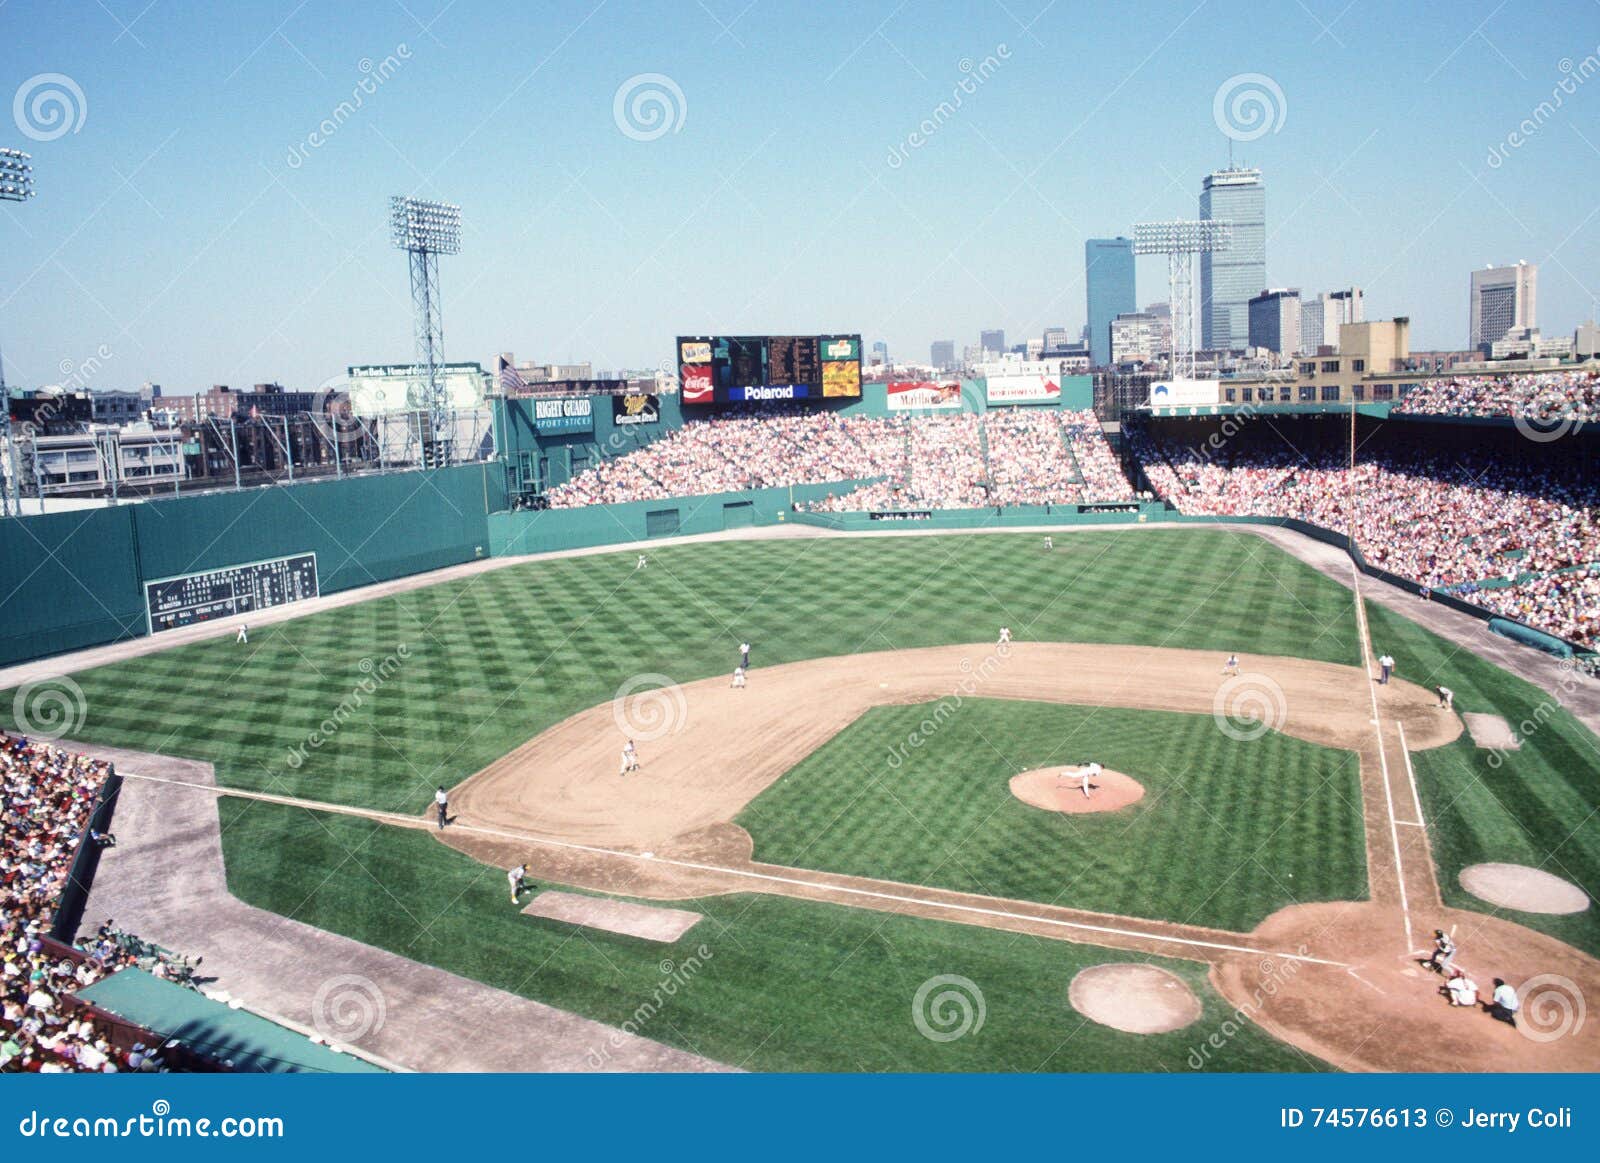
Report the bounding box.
[2,0,1597,391]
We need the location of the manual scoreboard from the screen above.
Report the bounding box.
[144,552,320,633]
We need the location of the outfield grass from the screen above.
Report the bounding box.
[1363,601,1600,957]
[737,699,1367,932]
[2,529,1360,815]
[219,800,1323,1072]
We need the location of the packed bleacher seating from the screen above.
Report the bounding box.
[547,406,906,507]
[1,734,189,1072]
[985,409,1082,506]
[1131,431,1600,650]
[548,407,1135,512]
[1395,369,1600,424]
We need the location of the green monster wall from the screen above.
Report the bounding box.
[0,464,504,668]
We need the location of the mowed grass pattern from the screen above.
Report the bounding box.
[3,529,1361,815]
[1362,602,1600,957]
[219,800,1323,1073]
[738,700,1367,932]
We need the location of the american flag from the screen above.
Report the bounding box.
[497,354,528,396]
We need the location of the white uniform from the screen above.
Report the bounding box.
[636,555,647,570]
[236,625,249,644]
[508,865,526,903]
[1083,761,1103,797]
[998,627,1012,645]
[621,741,639,774]
[731,667,746,688]
[1223,654,1238,675]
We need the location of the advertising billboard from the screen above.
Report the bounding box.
[533,396,594,434]
[985,374,1062,405]
[613,393,661,425]
[1148,379,1221,408]
[886,381,963,411]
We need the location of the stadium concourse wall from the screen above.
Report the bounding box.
[0,463,505,668]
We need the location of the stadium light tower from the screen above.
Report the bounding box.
[389,195,461,467]
[1,148,37,518]
[1132,219,1231,382]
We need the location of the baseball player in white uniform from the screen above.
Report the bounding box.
[620,739,639,775]
[1222,653,1239,676]
[731,666,746,689]
[997,627,1012,646]
[508,864,526,903]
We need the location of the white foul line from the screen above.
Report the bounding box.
[121,772,1350,969]
[1349,565,1415,951]
[1396,720,1427,828]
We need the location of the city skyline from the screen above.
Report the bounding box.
[3,2,1599,391]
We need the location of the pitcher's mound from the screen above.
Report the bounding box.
[1069,964,1201,1034]
[1459,863,1589,914]
[1010,767,1144,814]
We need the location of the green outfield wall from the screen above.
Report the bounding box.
[488,480,876,556]
[0,464,504,668]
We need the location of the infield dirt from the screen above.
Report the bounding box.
[439,642,1599,1073]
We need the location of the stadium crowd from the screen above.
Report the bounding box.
[549,407,1135,512]
[1396,369,1600,424]
[1132,433,1600,649]
[1,735,171,1073]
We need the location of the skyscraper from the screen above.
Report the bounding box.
[1199,168,1265,352]
[1084,238,1136,368]
[930,340,955,370]
[1247,288,1301,356]
[980,329,1006,356]
[1300,288,1364,354]
[1470,262,1537,350]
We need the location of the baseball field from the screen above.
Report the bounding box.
[6,526,1598,1072]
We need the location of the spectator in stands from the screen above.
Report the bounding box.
[1129,423,1600,651]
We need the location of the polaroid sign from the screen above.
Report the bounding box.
[533,397,594,434]
[728,384,813,402]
